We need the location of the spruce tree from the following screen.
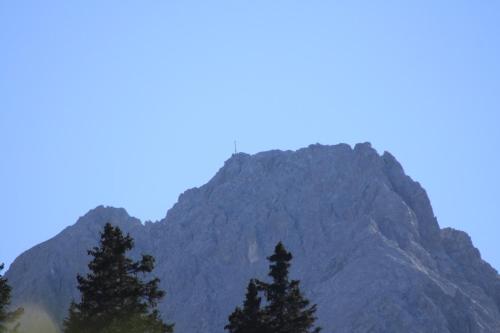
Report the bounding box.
[225,279,268,333]
[0,263,23,333]
[258,242,321,333]
[63,223,173,333]
[226,242,320,333]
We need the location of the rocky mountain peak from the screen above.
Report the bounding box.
[6,143,500,333]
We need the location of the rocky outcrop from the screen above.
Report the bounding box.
[6,143,500,332]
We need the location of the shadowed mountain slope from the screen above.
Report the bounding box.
[6,143,500,332]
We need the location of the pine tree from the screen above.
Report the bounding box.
[226,242,320,333]
[0,263,23,333]
[225,279,268,333]
[63,223,173,333]
[257,242,321,333]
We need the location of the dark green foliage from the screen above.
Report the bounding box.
[258,242,320,333]
[226,242,320,333]
[63,223,173,333]
[0,263,23,333]
[225,280,269,333]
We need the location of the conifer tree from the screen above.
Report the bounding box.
[226,242,320,333]
[257,242,321,333]
[0,263,23,333]
[225,279,268,333]
[63,223,173,333]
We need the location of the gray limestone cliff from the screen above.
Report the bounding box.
[6,143,500,332]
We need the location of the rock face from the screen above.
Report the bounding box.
[6,143,500,332]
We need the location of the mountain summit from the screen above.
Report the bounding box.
[6,143,500,332]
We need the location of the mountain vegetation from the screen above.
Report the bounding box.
[62,223,173,333]
[226,242,320,333]
[0,263,23,333]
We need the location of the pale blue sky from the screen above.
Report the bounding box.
[1,1,499,270]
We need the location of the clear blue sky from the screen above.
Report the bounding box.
[1,1,499,271]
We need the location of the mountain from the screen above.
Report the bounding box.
[6,143,500,332]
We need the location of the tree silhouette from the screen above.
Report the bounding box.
[226,242,320,333]
[63,223,173,333]
[258,242,320,333]
[0,263,23,333]
[225,279,269,333]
